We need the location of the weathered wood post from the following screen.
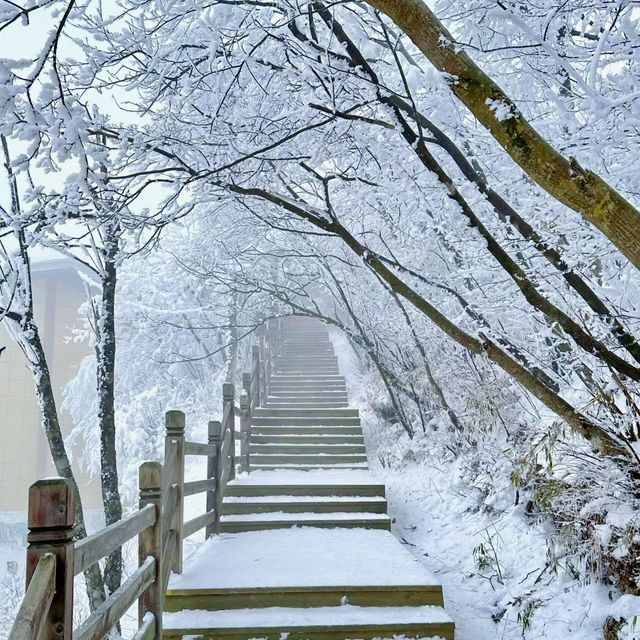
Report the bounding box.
[206,420,222,537]
[138,462,162,639]
[264,345,272,407]
[222,383,236,480]
[252,345,261,407]
[165,410,185,573]
[239,390,250,474]
[26,478,75,640]
[256,321,267,404]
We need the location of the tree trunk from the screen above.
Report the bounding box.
[27,322,106,610]
[362,0,640,269]
[95,226,123,596]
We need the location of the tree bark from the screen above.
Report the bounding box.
[94,223,123,596]
[361,0,640,269]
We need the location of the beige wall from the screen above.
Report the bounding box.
[0,261,101,511]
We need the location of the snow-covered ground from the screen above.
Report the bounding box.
[381,461,640,639]
[330,325,640,639]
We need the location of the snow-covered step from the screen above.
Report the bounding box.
[249,444,366,455]
[277,364,339,370]
[268,389,348,396]
[253,408,359,418]
[250,453,368,464]
[251,425,362,435]
[265,396,350,403]
[269,384,347,392]
[265,401,350,409]
[164,604,453,639]
[250,433,365,445]
[222,495,388,515]
[226,470,385,497]
[250,463,369,472]
[277,357,336,362]
[219,510,391,532]
[252,416,360,426]
[270,375,345,382]
[166,528,443,610]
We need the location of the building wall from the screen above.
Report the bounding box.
[0,261,101,511]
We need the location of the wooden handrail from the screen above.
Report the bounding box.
[74,505,155,576]
[183,510,217,539]
[9,316,285,640]
[132,613,156,640]
[73,557,155,640]
[8,553,56,640]
[183,478,216,497]
[184,441,217,456]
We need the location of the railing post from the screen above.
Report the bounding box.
[139,462,162,640]
[264,344,272,406]
[26,478,75,640]
[223,383,236,480]
[207,420,222,537]
[165,410,185,574]
[252,345,261,407]
[240,391,251,474]
[256,314,267,400]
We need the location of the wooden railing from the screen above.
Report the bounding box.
[8,318,285,640]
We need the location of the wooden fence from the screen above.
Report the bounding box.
[8,318,284,640]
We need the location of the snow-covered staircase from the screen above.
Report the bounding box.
[164,316,454,639]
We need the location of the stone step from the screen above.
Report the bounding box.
[276,361,338,368]
[267,389,348,402]
[276,366,340,378]
[226,482,385,498]
[277,363,338,369]
[221,496,387,515]
[268,390,348,397]
[270,375,345,381]
[270,378,346,384]
[249,444,366,455]
[250,434,364,445]
[165,584,443,611]
[219,512,391,533]
[269,384,347,392]
[252,417,360,426]
[163,605,453,639]
[278,354,337,360]
[281,345,333,351]
[250,463,368,471]
[250,453,368,465]
[265,402,350,409]
[165,528,444,612]
[279,350,335,356]
[253,408,359,418]
[251,425,362,435]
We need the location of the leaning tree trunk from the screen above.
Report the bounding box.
[95,227,123,596]
[361,0,640,269]
[27,321,106,610]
